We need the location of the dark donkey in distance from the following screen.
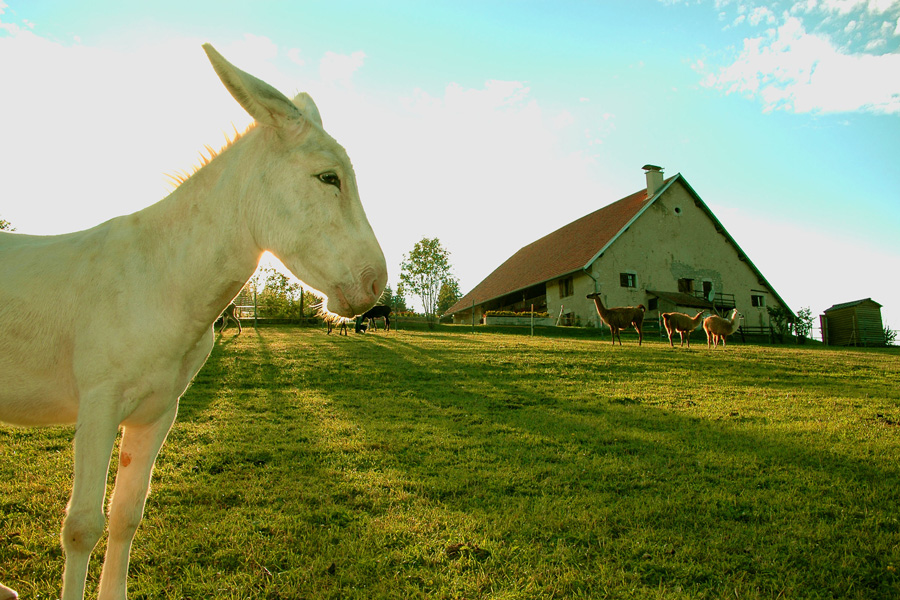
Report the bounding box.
[356,305,391,332]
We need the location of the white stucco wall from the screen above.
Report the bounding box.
[544,181,785,328]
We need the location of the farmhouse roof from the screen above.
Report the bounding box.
[445,172,791,317]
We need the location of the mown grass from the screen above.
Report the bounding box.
[2,327,899,599]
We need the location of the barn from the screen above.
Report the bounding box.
[821,298,885,347]
[444,165,793,334]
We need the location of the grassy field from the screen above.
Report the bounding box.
[2,326,899,599]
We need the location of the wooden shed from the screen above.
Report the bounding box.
[821,298,885,347]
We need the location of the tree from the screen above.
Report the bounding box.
[767,305,794,341]
[436,279,461,316]
[379,284,409,313]
[0,217,14,231]
[794,307,814,340]
[399,237,457,323]
[254,266,320,319]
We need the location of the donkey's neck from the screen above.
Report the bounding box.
[136,136,263,329]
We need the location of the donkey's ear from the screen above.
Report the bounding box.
[203,43,303,129]
[292,93,323,128]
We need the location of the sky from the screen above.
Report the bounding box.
[1,0,898,336]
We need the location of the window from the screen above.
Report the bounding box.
[620,272,637,288]
[751,294,766,307]
[678,278,694,293]
[648,298,658,311]
[702,281,713,297]
[558,276,574,298]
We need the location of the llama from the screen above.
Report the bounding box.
[586,293,646,345]
[661,310,705,348]
[361,304,392,331]
[217,302,242,335]
[703,308,744,348]
[0,44,386,600]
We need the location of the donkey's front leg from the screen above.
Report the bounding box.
[98,405,178,600]
[61,410,121,600]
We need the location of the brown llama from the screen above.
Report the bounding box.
[587,293,646,345]
[703,308,743,348]
[661,310,705,348]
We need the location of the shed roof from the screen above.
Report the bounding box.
[823,298,883,313]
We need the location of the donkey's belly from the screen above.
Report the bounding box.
[0,384,79,427]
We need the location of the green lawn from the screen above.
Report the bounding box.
[2,327,899,599]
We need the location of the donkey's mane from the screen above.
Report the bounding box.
[165,122,257,188]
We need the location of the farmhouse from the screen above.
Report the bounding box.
[445,165,792,333]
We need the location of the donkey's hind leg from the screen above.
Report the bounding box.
[97,405,177,600]
[0,583,18,600]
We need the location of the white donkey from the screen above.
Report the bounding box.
[0,44,387,600]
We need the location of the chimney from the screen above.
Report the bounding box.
[643,164,664,197]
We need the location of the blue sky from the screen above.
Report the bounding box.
[2,0,898,332]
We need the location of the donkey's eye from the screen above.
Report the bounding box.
[316,172,341,190]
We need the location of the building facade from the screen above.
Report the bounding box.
[446,165,792,331]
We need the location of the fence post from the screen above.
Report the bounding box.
[531,304,534,336]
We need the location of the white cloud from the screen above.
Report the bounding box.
[748,6,775,25]
[701,15,900,114]
[287,47,305,67]
[319,50,366,87]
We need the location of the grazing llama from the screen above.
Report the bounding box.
[662,310,705,348]
[703,308,744,348]
[218,302,242,335]
[0,44,386,600]
[587,293,646,345]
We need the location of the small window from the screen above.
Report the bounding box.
[558,277,574,298]
[702,281,713,296]
[620,272,637,288]
[751,294,765,307]
[648,298,658,311]
[678,278,694,293]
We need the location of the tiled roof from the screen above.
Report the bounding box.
[445,185,656,315]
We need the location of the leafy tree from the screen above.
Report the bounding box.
[399,237,457,323]
[0,217,14,231]
[379,284,409,313]
[254,266,320,319]
[885,326,897,346]
[794,307,814,339]
[436,279,461,316]
[767,305,794,339]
